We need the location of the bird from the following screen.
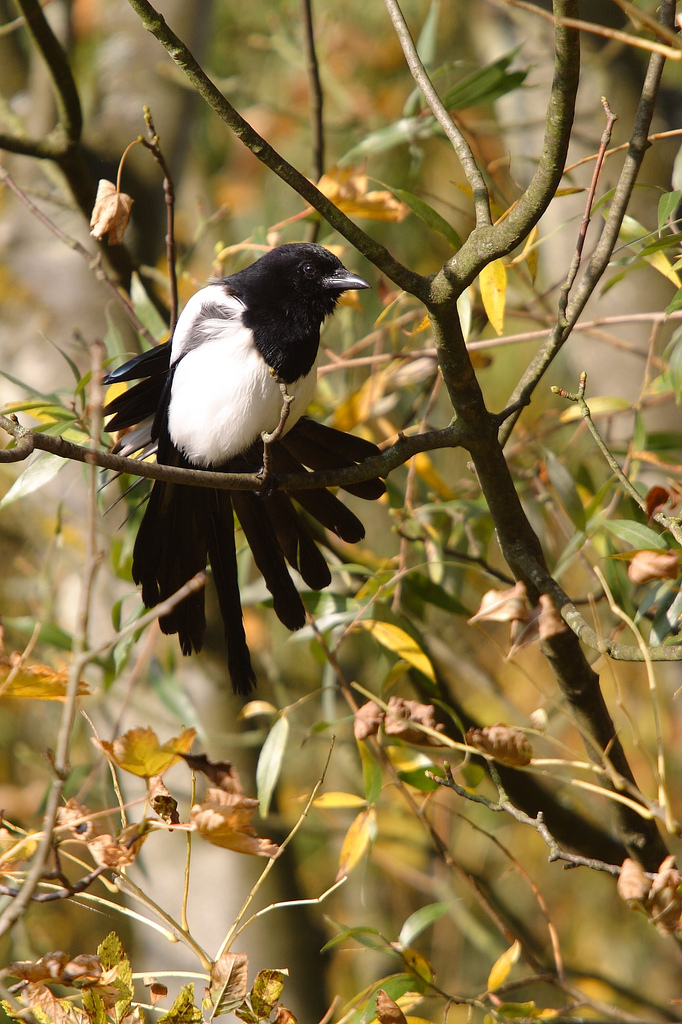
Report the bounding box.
[103,242,386,694]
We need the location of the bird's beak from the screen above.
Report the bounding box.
[324,267,371,292]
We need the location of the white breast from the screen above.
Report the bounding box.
[166,286,316,467]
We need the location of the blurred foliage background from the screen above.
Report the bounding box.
[2,1,682,1022]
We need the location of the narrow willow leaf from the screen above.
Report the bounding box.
[479,259,506,335]
[487,940,520,991]
[0,453,66,511]
[398,902,451,948]
[256,713,289,817]
[389,187,461,250]
[336,807,376,879]
[601,519,666,550]
[354,620,435,682]
[359,739,383,805]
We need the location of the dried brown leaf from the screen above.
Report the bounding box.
[617,857,650,904]
[57,799,100,841]
[180,752,240,791]
[375,989,408,1024]
[209,952,249,1016]
[354,700,384,741]
[466,724,533,766]
[90,179,134,245]
[190,789,279,857]
[148,775,180,825]
[537,593,568,640]
[627,549,680,585]
[383,696,445,745]
[469,582,530,624]
[647,855,682,935]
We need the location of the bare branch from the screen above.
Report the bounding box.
[383,0,491,228]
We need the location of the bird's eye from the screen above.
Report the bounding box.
[301,263,317,278]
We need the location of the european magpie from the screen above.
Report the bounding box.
[103,243,385,694]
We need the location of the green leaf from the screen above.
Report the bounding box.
[158,984,203,1024]
[389,187,461,249]
[397,764,444,791]
[405,572,470,617]
[601,519,667,550]
[0,453,66,510]
[321,921,387,953]
[545,451,585,531]
[256,713,289,817]
[658,189,681,233]
[131,272,169,340]
[358,739,383,805]
[441,49,528,109]
[398,902,451,948]
[665,286,682,318]
[250,969,288,1018]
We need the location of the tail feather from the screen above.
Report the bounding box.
[282,417,386,500]
[271,446,367,543]
[132,478,209,654]
[263,490,332,590]
[231,491,307,631]
[207,490,256,694]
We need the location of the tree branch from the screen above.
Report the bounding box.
[383,0,492,229]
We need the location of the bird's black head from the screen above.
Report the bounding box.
[223,243,370,380]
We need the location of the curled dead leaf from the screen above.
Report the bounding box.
[57,799,100,841]
[537,593,568,640]
[375,989,408,1024]
[647,855,682,935]
[90,179,134,245]
[180,752,240,791]
[466,724,533,766]
[617,857,650,905]
[383,696,445,745]
[469,582,530,624]
[271,1008,297,1024]
[627,549,680,585]
[148,775,180,825]
[354,700,384,741]
[22,982,90,1024]
[190,788,279,857]
[88,824,148,869]
[143,977,168,1006]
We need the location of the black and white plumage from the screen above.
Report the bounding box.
[103,243,385,694]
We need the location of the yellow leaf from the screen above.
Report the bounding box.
[336,807,375,879]
[401,947,433,985]
[317,167,410,222]
[479,259,507,336]
[413,452,455,500]
[353,621,435,683]
[237,700,278,720]
[99,726,196,778]
[0,663,89,700]
[313,792,368,809]
[558,395,631,422]
[508,225,539,282]
[487,940,520,991]
[645,249,681,287]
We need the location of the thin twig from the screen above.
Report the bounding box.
[141,106,179,331]
[551,373,682,545]
[300,0,324,181]
[557,97,617,322]
[435,763,622,875]
[0,166,155,345]
[383,0,491,230]
[0,342,105,942]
